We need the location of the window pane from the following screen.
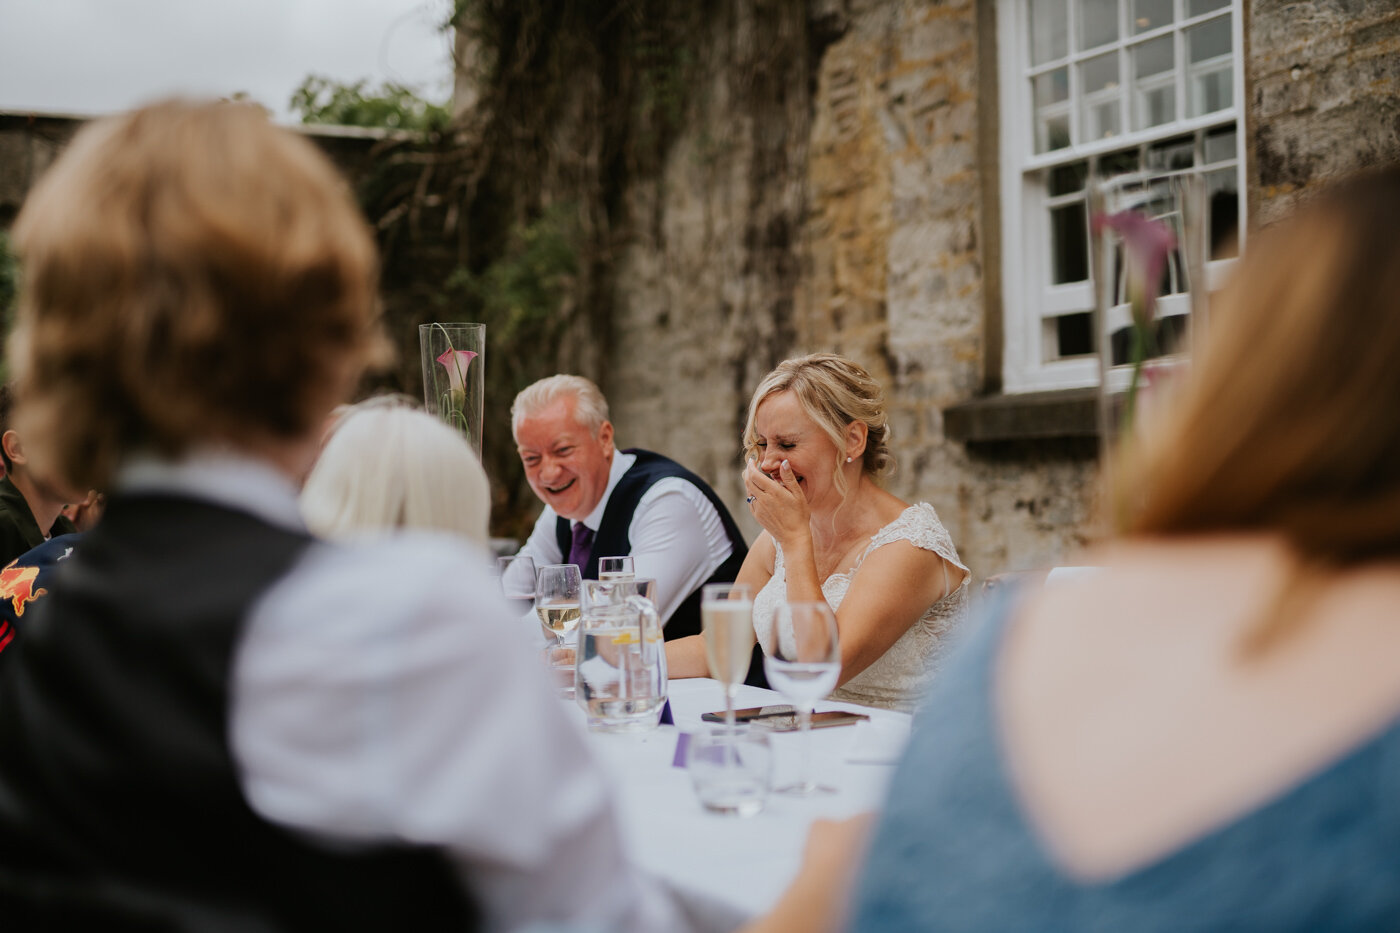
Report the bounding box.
[1203,125,1236,164]
[1080,53,1122,140]
[1087,100,1122,139]
[1188,14,1232,63]
[1038,113,1072,152]
[1081,52,1120,93]
[1188,0,1229,15]
[1099,148,1140,177]
[1050,202,1089,283]
[1134,0,1173,33]
[1188,16,1233,116]
[1133,35,1173,78]
[1055,312,1095,357]
[1189,68,1232,115]
[1206,167,1240,258]
[1131,35,1175,130]
[1147,135,1194,171]
[1187,66,1232,116]
[1133,84,1174,131]
[1029,0,1070,65]
[1109,315,1186,365]
[1078,0,1119,51]
[1049,161,1088,196]
[1034,68,1070,107]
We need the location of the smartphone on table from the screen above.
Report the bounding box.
[700,705,869,730]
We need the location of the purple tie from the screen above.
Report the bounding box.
[567,522,594,570]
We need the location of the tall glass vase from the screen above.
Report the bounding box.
[419,323,485,457]
[1090,171,1206,528]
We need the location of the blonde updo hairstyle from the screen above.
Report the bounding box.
[743,353,893,501]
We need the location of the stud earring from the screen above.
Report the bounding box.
[846,456,853,463]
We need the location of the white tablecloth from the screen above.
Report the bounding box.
[561,678,911,927]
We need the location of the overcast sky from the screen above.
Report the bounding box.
[0,0,454,123]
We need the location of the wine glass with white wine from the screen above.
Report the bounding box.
[764,600,841,795]
[701,582,755,729]
[536,564,583,694]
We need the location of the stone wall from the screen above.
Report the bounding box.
[606,0,1400,582]
[605,1,1101,582]
[0,114,81,227]
[1248,0,1400,223]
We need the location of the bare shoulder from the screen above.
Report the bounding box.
[999,534,1400,880]
[736,530,778,589]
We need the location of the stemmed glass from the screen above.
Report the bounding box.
[701,582,755,729]
[496,555,536,618]
[598,555,635,580]
[536,564,582,695]
[765,600,841,796]
[535,563,583,646]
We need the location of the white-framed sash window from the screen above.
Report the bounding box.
[997,0,1246,392]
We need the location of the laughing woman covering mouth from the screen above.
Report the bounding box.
[667,354,970,712]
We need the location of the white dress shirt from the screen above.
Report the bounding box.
[118,452,686,933]
[517,451,735,625]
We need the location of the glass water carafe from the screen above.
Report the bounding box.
[575,579,667,733]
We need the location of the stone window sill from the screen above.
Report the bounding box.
[943,387,1099,444]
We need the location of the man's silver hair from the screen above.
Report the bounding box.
[511,374,610,438]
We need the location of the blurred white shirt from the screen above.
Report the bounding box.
[123,452,686,933]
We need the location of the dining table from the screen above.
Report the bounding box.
[558,677,914,930]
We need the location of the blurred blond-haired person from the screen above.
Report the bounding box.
[301,397,490,548]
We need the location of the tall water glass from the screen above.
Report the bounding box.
[418,322,484,457]
[701,582,755,729]
[496,555,536,619]
[598,555,635,580]
[765,600,841,795]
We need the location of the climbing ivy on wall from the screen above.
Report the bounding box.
[338,0,704,540]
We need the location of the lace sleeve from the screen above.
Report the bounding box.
[858,503,970,590]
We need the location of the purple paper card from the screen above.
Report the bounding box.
[672,731,691,768]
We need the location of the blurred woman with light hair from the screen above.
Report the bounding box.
[301,397,491,548]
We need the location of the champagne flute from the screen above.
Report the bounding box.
[765,601,841,796]
[496,555,536,619]
[701,582,755,730]
[598,555,635,580]
[536,564,583,646]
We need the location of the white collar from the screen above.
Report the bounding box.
[576,450,636,532]
[115,448,307,534]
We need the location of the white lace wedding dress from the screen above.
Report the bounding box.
[752,503,970,712]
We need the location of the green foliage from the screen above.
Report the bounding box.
[447,205,578,350]
[290,75,451,133]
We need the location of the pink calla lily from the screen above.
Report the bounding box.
[435,348,478,393]
[1091,207,1178,440]
[1092,209,1176,329]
